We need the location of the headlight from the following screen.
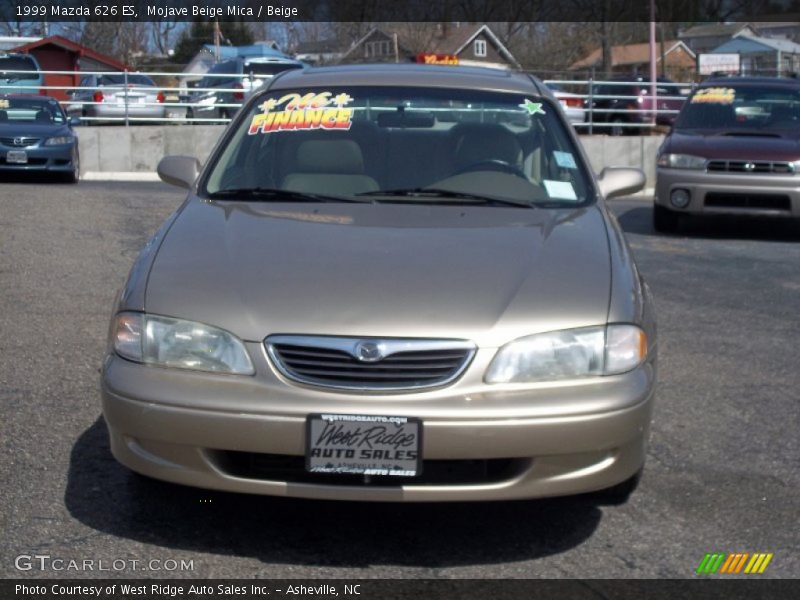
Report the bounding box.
[656,153,706,169]
[485,324,647,383]
[45,136,75,146]
[112,312,254,375]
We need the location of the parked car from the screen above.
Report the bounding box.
[187,56,304,121]
[586,76,687,135]
[66,73,166,123]
[102,65,655,503]
[546,82,585,126]
[0,95,79,182]
[0,53,43,95]
[654,76,800,232]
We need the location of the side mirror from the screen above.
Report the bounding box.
[68,116,81,126]
[597,167,646,200]
[157,155,201,189]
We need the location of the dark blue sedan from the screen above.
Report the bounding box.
[0,95,79,183]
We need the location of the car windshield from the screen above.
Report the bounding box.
[0,97,65,124]
[245,63,304,77]
[203,86,594,207]
[98,74,155,86]
[675,84,800,132]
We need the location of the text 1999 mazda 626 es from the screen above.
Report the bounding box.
[101,65,656,503]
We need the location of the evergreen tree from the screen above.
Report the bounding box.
[171,20,255,65]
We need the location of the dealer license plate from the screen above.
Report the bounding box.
[306,414,422,477]
[6,150,27,164]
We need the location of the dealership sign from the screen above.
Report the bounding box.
[417,54,459,65]
[698,53,740,75]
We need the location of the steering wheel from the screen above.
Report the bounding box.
[454,159,528,180]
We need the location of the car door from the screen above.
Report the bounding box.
[67,75,95,116]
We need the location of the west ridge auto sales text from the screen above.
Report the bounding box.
[15,583,356,596]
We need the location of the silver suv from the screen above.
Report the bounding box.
[188,56,304,121]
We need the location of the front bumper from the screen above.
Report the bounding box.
[0,144,77,172]
[101,346,656,502]
[655,167,800,217]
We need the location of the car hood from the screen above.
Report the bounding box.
[665,130,800,160]
[144,199,612,346]
[0,124,71,138]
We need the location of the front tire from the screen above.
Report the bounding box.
[653,204,679,233]
[67,152,80,184]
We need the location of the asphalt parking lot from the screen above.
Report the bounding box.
[0,180,798,579]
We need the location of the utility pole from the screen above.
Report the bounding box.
[649,0,657,129]
[214,20,221,62]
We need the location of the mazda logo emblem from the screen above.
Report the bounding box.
[744,162,756,171]
[13,137,24,146]
[354,341,383,362]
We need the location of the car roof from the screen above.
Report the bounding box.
[268,64,542,95]
[0,94,55,101]
[702,76,800,87]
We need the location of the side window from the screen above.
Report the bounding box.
[218,61,237,86]
[594,85,611,99]
[205,63,226,87]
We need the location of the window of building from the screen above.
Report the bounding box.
[365,40,391,58]
[474,39,487,57]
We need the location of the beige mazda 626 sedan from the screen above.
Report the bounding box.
[102,64,656,503]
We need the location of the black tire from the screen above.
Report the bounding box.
[609,117,626,136]
[653,204,680,233]
[62,152,80,184]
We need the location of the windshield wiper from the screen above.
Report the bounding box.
[206,187,368,203]
[357,188,535,208]
[718,131,782,138]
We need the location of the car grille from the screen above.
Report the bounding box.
[705,192,791,211]
[213,451,529,487]
[706,160,795,174]
[266,335,476,391]
[0,137,40,147]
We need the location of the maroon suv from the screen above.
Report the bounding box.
[654,77,800,232]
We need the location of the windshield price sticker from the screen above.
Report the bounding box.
[306,414,422,477]
[248,91,355,134]
[544,179,578,201]
[0,99,9,109]
[691,87,736,105]
[554,151,578,169]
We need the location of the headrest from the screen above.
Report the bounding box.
[35,110,51,124]
[452,124,522,167]
[294,140,365,174]
[0,110,7,122]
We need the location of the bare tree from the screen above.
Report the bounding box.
[150,21,180,57]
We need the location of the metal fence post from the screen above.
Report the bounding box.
[124,70,129,127]
[588,77,594,135]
